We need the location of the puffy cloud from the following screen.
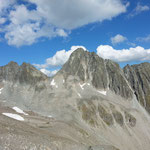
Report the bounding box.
[128,3,149,17]
[136,35,150,42]
[35,46,87,69]
[0,0,128,46]
[40,69,58,77]
[8,4,40,25]
[0,0,15,14]
[3,4,67,47]
[97,45,150,62]
[56,29,68,37]
[111,34,127,45]
[28,0,127,30]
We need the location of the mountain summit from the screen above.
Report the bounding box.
[60,48,133,99]
[0,61,47,84]
[0,49,150,150]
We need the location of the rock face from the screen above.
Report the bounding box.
[105,59,133,99]
[124,63,150,113]
[61,48,133,99]
[60,49,108,89]
[0,48,150,150]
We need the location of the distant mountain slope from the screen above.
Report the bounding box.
[0,61,48,84]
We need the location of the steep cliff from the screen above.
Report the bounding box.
[124,63,150,113]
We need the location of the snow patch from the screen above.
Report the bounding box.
[63,80,65,83]
[51,79,58,88]
[51,79,56,86]
[87,83,90,86]
[2,113,24,121]
[12,107,28,115]
[98,90,107,95]
[0,88,3,94]
[79,83,86,90]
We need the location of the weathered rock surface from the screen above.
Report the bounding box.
[60,49,108,90]
[60,48,133,99]
[124,63,150,112]
[0,61,47,85]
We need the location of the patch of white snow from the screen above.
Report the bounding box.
[12,107,28,115]
[98,90,107,96]
[51,79,56,86]
[0,88,3,94]
[79,83,86,90]
[2,113,24,121]
[51,79,58,88]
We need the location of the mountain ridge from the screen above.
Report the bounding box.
[1,49,150,112]
[0,48,150,150]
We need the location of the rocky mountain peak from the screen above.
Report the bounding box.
[0,61,48,85]
[60,48,108,88]
[19,62,48,85]
[6,61,19,67]
[59,49,133,99]
[0,61,20,82]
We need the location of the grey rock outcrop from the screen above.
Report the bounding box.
[105,59,133,99]
[60,48,108,90]
[124,63,150,113]
[0,61,48,85]
[60,48,133,99]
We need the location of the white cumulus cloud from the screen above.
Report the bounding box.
[0,0,15,14]
[3,4,67,47]
[35,46,87,69]
[111,34,127,45]
[0,0,128,46]
[28,0,127,30]
[97,45,150,62]
[40,69,59,77]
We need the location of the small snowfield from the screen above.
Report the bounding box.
[2,113,24,121]
[12,107,28,115]
[97,90,107,95]
[0,88,3,94]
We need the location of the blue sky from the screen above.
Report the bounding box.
[0,0,150,76]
